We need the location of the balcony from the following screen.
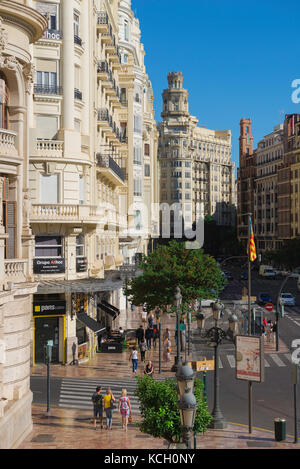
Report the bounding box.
[35,139,64,158]
[4,259,28,283]
[0,129,18,157]
[96,153,125,185]
[97,60,109,80]
[74,35,83,47]
[30,204,98,223]
[34,84,63,96]
[96,11,109,34]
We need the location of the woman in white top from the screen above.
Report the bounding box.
[129,346,139,374]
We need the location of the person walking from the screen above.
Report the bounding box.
[145,327,153,349]
[118,388,132,431]
[272,320,277,343]
[152,325,159,350]
[129,346,139,374]
[163,336,172,362]
[163,328,170,341]
[139,338,147,362]
[144,360,154,377]
[266,320,272,343]
[147,311,154,329]
[141,308,147,326]
[91,386,104,430]
[136,324,144,345]
[104,387,116,430]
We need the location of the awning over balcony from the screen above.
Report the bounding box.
[98,300,120,320]
[36,275,124,294]
[77,312,106,335]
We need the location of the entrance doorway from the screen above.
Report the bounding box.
[34,316,60,363]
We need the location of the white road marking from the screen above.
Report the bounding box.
[269,354,286,367]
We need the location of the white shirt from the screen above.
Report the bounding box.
[131,350,138,360]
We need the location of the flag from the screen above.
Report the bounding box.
[247,218,257,262]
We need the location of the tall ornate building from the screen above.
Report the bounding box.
[158,72,235,231]
[0,0,47,449]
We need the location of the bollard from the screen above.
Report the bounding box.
[274,418,286,441]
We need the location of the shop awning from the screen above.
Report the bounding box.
[98,300,120,320]
[36,275,124,294]
[77,312,106,335]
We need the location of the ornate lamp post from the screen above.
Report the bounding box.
[176,362,197,448]
[198,301,239,429]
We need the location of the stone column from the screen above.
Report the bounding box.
[81,0,90,136]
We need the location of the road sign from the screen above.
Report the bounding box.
[265,303,273,312]
[188,358,214,372]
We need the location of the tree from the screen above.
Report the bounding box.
[123,240,224,312]
[263,238,300,270]
[135,375,211,444]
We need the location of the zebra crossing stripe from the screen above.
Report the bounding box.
[218,357,223,368]
[264,359,270,367]
[269,354,286,367]
[226,355,236,368]
[284,353,292,362]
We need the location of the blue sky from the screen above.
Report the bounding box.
[131,0,300,175]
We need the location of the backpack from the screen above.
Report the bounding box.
[92,392,103,407]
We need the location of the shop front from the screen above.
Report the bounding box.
[32,299,66,365]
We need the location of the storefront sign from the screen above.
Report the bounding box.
[236,335,264,383]
[76,257,87,272]
[43,29,62,40]
[33,300,66,316]
[33,258,65,274]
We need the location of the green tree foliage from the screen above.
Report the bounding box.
[123,240,224,312]
[263,238,300,270]
[135,375,212,444]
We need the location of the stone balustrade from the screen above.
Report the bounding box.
[4,259,28,282]
[0,129,18,157]
[36,139,64,158]
[31,204,98,221]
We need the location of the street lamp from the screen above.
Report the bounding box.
[176,362,197,448]
[197,301,239,429]
[171,286,182,372]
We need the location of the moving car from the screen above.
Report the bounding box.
[259,265,276,279]
[258,292,272,305]
[279,293,296,306]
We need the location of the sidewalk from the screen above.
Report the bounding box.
[24,307,297,450]
[17,404,300,449]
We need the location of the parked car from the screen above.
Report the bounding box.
[240,271,248,280]
[258,292,272,305]
[222,271,233,281]
[279,293,296,306]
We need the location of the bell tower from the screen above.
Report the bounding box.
[161,72,189,119]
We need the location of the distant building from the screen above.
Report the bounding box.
[158,72,236,234]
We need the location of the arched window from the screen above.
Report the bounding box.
[0,73,9,129]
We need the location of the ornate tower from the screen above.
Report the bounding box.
[161,72,189,119]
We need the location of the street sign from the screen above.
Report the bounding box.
[265,303,273,312]
[188,358,214,372]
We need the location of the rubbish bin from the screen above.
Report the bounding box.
[274,418,286,441]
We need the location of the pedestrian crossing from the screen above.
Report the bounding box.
[58,376,167,414]
[192,353,293,370]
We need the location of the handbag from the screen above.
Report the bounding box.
[109,397,116,410]
[128,415,133,423]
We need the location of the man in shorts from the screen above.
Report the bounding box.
[92,385,104,429]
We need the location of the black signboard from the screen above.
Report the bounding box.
[76,257,87,273]
[33,258,65,274]
[33,300,66,316]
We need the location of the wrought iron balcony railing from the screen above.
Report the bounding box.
[74,35,83,46]
[96,153,125,182]
[74,88,83,100]
[34,84,63,95]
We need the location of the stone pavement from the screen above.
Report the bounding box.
[17,404,300,449]
[23,306,297,450]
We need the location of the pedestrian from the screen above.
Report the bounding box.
[91,385,104,430]
[262,317,267,339]
[136,324,144,345]
[152,325,159,349]
[272,320,276,343]
[147,311,154,329]
[118,388,132,431]
[145,326,153,349]
[179,319,186,352]
[266,320,272,342]
[163,336,172,362]
[144,360,154,377]
[104,387,116,430]
[154,308,160,325]
[129,346,139,374]
[141,308,147,326]
[139,338,147,362]
[163,328,170,341]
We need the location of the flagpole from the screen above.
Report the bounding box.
[247,213,252,434]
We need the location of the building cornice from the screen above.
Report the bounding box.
[0,1,47,44]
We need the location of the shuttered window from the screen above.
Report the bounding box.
[3,201,16,259]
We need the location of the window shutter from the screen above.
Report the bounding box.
[3,201,16,259]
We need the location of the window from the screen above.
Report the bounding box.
[35,235,63,258]
[40,174,59,204]
[36,70,58,93]
[134,210,142,230]
[74,12,80,37]
[0,73,9,129]
[122,54,128,64]
[36,115,58,139]
[36,2,58,31]
[134,178,142,196]
[76,234,85,257]
[133,146,142,165]
[134,115,142,134]
[144,143,150,156]
[124,19,129,41]
[144,164,150,177]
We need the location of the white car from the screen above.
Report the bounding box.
[280,293,296,306]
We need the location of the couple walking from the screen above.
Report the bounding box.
[92,386,132,431]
